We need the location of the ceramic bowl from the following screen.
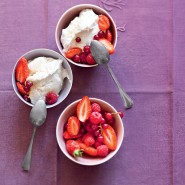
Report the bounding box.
[56,97,124,165]
[12,48,73,108]
[55,4,117,68]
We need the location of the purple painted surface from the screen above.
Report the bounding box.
[0,0,184,184]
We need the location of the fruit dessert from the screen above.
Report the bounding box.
[15,57,69,105]
[63,96,124,158]
[61,9,115,65]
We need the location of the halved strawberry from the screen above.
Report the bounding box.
[15,57,29,83]
[77,96,92,122]
[79,143,98,156]
[98,15,110,31]
[99,38,115,55]
[106,30,113,43]
[65,48,82,59]
[67,116,80,136]
[102,125,117,150]
[16,82,28,95]
[63,131,82,140]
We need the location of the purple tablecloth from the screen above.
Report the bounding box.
[0,0,185,184]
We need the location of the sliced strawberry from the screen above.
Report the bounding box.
[16,82,28,95]
[99,38,115,55]
[77,96,92,122]
[102,125,117,150]
[15,57,29,83]
[98,15,110,31]
[67,116,80,136]
[106,30,113,43]
[63,131,82,140]
[66,140,83,157]
[79,143,98,157]
[65,48,82,59]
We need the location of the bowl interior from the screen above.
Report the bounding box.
[55,4,117,68]
[12,49,73,108]
[56,98,124,166]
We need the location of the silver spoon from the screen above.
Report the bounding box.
[22,99,47,171]
[90,40,133,109]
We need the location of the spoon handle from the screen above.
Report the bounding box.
[22,126,37,171]
[105,64,133,109]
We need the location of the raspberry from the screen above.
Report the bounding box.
[91,103,101,112]
[82,133,95,147]
[86,54,96,65]
[94,140,102,148]
[90,112,102,124]
[97,145,109,157]
[46,92,58,105]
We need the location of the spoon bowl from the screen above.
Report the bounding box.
[90,40,134,109]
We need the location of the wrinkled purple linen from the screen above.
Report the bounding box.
[0,0,184,184]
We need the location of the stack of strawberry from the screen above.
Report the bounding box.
[63,96,123,158]
[65,15,115,65]
[15,57,32,102]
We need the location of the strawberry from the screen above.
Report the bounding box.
[102,125,117,150]
[77,96,92,122]
[67,116,80,136]
[66,140,83,157]
[98,15,110,31]
[99,38,115,54]
[97,145,109,157]
[79,143,98,157]
[63,131,82,140]
[15,57,29,83]
[16,82,28,95]
[82,132,95,147]
[106,30,113,43]
[65,48,82,59]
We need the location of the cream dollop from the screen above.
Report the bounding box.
[27,57,68,104]
[61,9,100,52]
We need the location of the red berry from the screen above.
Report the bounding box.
[94,140,102,148]
[83,45,90,54]
[91,124,99,131]
[25,81,33,88]
[94,129,101,137]
[107,117,115,125]
[80,52,87,64]
[82,133,95,147]
[118,111,124,118]
[46,92,58,105]
[90,112,102,124]
[86,54,96,65]
[80,127,86,134]
[64,122,68,131]
[98,30,105,38]
[102,123,109,129]
[101,118,106,124]
[24,85,30,92]
[76,37,81,42]
[105,112,113,120]
[97,145,109,157]
[97,135,104,143]
[73,54,81,63]
[23,95,30,102]
[66,140,83,157]
[91,103,101,112]
[84,122,93,132]
[93,34,99,40]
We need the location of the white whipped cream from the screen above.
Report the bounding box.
[61,9,100,52]
[27,57,68,104]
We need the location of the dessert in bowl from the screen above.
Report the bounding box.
[12,49,73,108]
[56,96,124,166]
[55,4,117,67]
